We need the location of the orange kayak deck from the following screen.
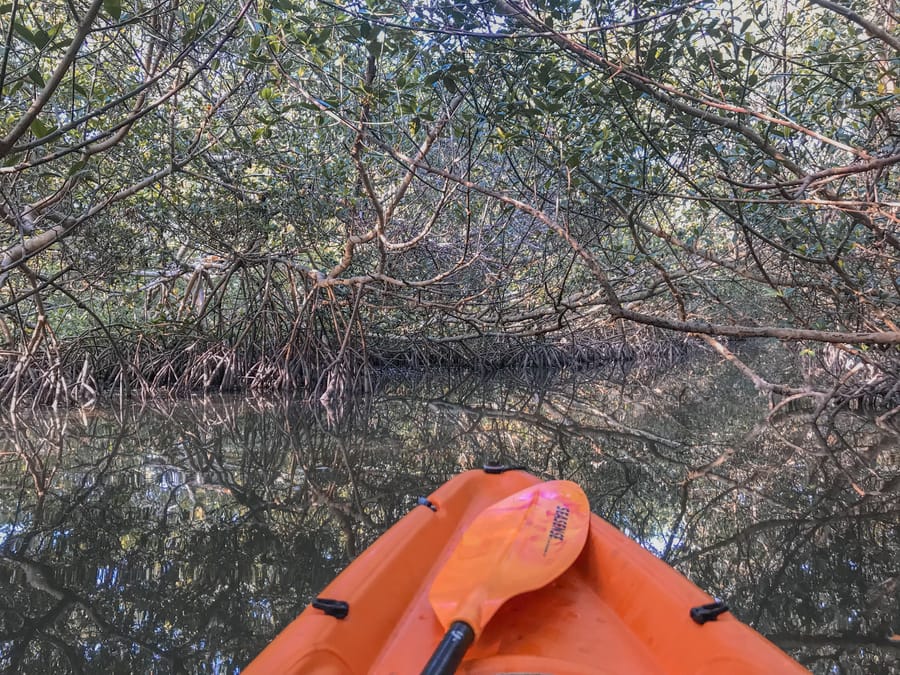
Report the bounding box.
[245,468,807,674]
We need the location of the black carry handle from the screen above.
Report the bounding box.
[421,621,475,675]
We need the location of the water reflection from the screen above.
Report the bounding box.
[0,356,897,674]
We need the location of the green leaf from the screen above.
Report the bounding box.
[424,68,447,87]
[29,117,56,138]
[103,0,122,20]
[33,28,50,49]
[67,157,89,176]
[27,68,45,86]
[12,22,35,44]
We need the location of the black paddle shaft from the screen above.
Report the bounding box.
[421,621,475,675]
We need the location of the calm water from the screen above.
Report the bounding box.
[1,353,898,674]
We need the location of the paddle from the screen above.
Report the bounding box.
[421,480,591,675]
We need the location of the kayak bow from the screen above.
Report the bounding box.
[245,468,807,674]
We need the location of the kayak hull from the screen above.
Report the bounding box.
[245,468,807,674]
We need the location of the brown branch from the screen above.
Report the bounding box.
[718,152,900,193]
[324,87,464,279]
[810,0,900,51]
[614,307,900,345]
[0,0,104,156]
[372,141,623,310]
[700,335,806,396]
[500,1,900,251]
[6,3,216,156]
[378,142,900,346]
[0,105,228,286]
[499,1,809,175]
[0,0,20,94]
[1,0,254,175]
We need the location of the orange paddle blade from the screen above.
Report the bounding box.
[429,480,590,636]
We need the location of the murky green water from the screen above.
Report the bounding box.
[1,353,898,674]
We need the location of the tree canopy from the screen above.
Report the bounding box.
[1,0,898,407]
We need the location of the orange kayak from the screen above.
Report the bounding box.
[245,467,807,674]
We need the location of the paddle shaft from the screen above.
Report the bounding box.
[421,621,475,675]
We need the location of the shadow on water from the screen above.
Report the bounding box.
[0,353,898,674]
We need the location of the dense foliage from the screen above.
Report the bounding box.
[1,0,898,407]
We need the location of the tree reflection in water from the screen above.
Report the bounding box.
[0,355,897,674]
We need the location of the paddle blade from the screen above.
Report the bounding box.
[429,480,590,636]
